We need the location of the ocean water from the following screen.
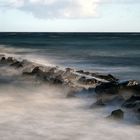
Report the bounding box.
[0,33,140,140]
[0,32,140,80]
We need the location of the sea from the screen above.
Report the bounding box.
[0,32,140,140]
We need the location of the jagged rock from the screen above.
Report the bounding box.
[107,109,124,120]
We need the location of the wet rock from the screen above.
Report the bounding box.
[23,66,42,75]
[7,57,15,63]
[10,61,23,68]
[92,74,118,82]
[32,66,40,74]
[122,96,140,108]
[119,80,140,95]
[52,75,64,85]
[108,109,124,120]
[76,70,91,75]
[66,68,74,73]
[76,70,84,74]
[78,76,97,85]
[0,56,6,62]
[95,82,119,95]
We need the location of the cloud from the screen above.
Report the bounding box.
[0,0,139,19]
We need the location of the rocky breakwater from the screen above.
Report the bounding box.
[0,54,112,90]
[94,80,140,121]
[0,54,140,122]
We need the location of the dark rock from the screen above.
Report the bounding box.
[122,96,140,108]
[0,56,6,62]
[52,75,64,85]
[119,80,140,96]
[10,61,23,68]
[66,68,74,73]
[93,74,118,82]
[7,57,15,63]
[23,66,42,76]
[76,70,84,74]
[32,66,40,74]
[78,76,97,85]
[95,82,119,95]
[76,70,90,75]
[108,109,124,120]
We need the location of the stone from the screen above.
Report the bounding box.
[95,82,119,95]
[108,109,124,120]
[10,61,23,68]
[122,96,140,108]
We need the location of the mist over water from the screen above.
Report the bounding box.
[0,82,140,140]
[0,33,140,140]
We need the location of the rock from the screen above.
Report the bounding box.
[0,56,6,62]
[52,75,64,85]
[119,80,140,95]
[7,57,15,63]
[122,96,140,108]
[66,68,74,73]
[92,73,118,82]
[108,109,124,120]
[23,66,43,76]
[76,70,85,74]
[10,61,23,68]
[78,76,97,85]
[76,70,89,75]
[31,66,40,74]
[95,82,119,95]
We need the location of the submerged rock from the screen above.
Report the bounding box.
[108,109,124,120]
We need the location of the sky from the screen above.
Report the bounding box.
[0,0,140,32]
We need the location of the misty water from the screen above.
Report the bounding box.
[0,33,140,140]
